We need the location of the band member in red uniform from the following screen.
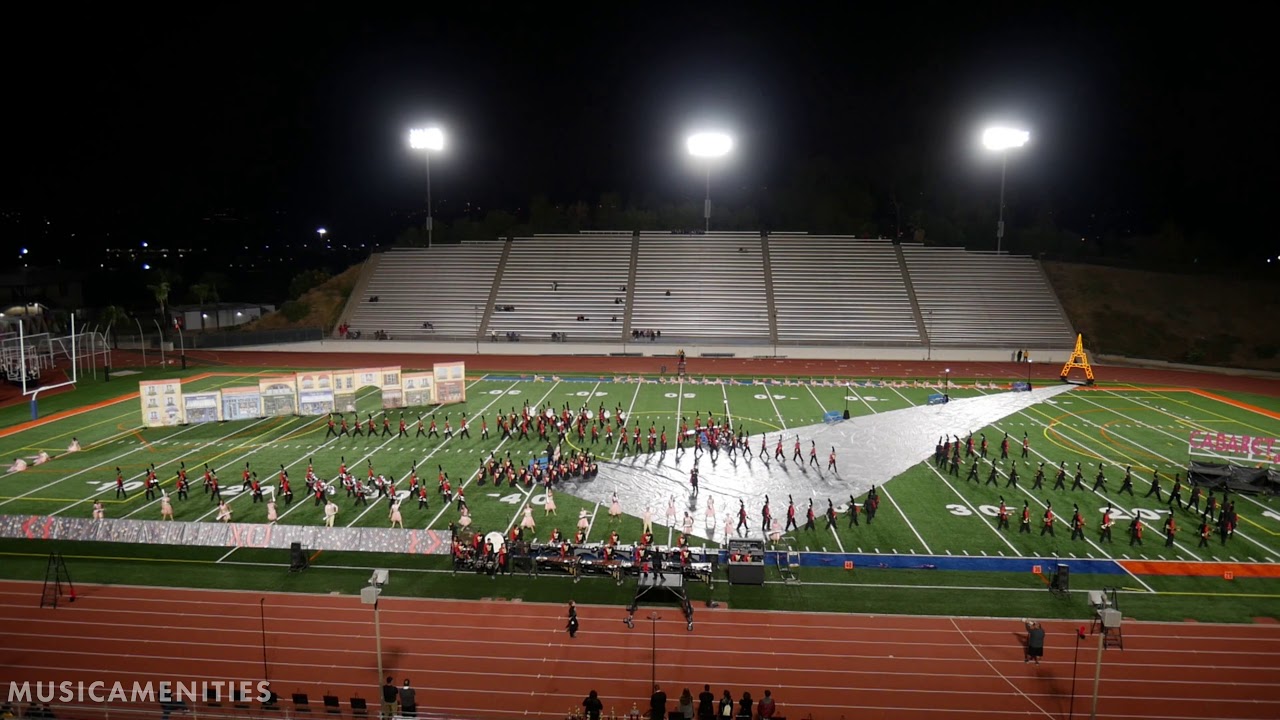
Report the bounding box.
[774,436,785,462]
[1099,505,1114,543]
[251,474,264,503]
[1164,515,1178,547]
[761,496,772,532]
[827,447,837,472]
[824,499,838,529]
[398,415,408,437]
[809,441,819,467]
[352,413,364,437]
[208,471,222,502]
[1041,503,1055,536]
[785,496,798,532]
[176,463,190,500]
[279,475,293,505]
[1019,501,1031,533]
[366,414,377,435]
[736,500,750,536]
[459,414,470,438]
[793,436,803,463]
[242,463,252,491]
[660,428,668,453]
[339,415,350,437]
[996,497,1009,530]
[314,481,326,506]
[428,416,439,438]
[1198,515,1212,548]
[1021,433,1030,458]
[1070,504,1085,540]
[481,415,489,440]
[1000,433,1009,460]
[689,466,699,494]
[326,414,338,438]
[804,499,817,531]
[417,483,430,509]
[1128,516,1143,546]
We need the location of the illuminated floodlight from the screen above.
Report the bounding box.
[686,132,733,158]
[409,127,445,152]
[982,127,1030,151]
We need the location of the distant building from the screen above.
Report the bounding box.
[172,303,275,331]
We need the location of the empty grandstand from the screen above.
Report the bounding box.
[770,235,921,345]
[629,232,771,342]
[901,244,1076,347]
[338,233,1075,350]
[487,234,632,342]
[341,243,505,340]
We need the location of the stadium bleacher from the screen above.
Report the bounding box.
[339,233,1075,348]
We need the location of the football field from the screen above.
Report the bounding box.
[3,370,1279,573]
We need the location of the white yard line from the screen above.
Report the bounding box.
[763,382,789,431]
[875,483,931,554]
[607,380,643,461]
[1093,388,1280,521]
[920,461,1021,555]
[1037,391,1280,558]
[2,421,223,512]
[330,376,511,528]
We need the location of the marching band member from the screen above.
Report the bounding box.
[1099,505,1114,543]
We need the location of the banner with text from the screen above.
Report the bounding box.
[1188,431,1279,465]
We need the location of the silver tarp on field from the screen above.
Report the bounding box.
[560,384,1076,541]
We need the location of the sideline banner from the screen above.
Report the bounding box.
[0,515,454,555]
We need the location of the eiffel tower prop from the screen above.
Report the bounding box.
[1059,334,1095,385]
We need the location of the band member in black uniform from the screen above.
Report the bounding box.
[1118,466,1135,495]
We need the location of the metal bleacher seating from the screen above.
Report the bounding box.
[901,244,1076,347]
[630,232,771,342]
[770,235,921,345]
[486,234,632,341]
[345,244,504,340]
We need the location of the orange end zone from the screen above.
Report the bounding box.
[1120,560,1280,578]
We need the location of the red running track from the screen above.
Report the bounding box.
[2,581,1279,720]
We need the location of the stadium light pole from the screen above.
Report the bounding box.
[133,316,147,368]
[686,132,733,232]
[982,126,1030,255]
[409,127,445,247]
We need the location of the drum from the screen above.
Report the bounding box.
[603,410,612,420]
[544,408,555,419]
[585,410,595,420]
[485,530,506,551]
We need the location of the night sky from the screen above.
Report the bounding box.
[2,4,1271,259]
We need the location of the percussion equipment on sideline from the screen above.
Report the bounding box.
[485,531,506,550]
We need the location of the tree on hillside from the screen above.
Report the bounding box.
[189,283,212,330]
[99,305,130,349]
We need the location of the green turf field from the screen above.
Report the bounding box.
[2,368,1278,622]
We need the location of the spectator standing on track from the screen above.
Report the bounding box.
[1023,620,1045,664]
[380,677,398,719]
[678,689,694,720]
[717,691,733,720]
[756,690,776,719]
[398,680,417,719]
[650,685,668,720]
[735,692,753,720]
[582,691,603,720]
[697,686,715,720]
[566,600,579,638]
